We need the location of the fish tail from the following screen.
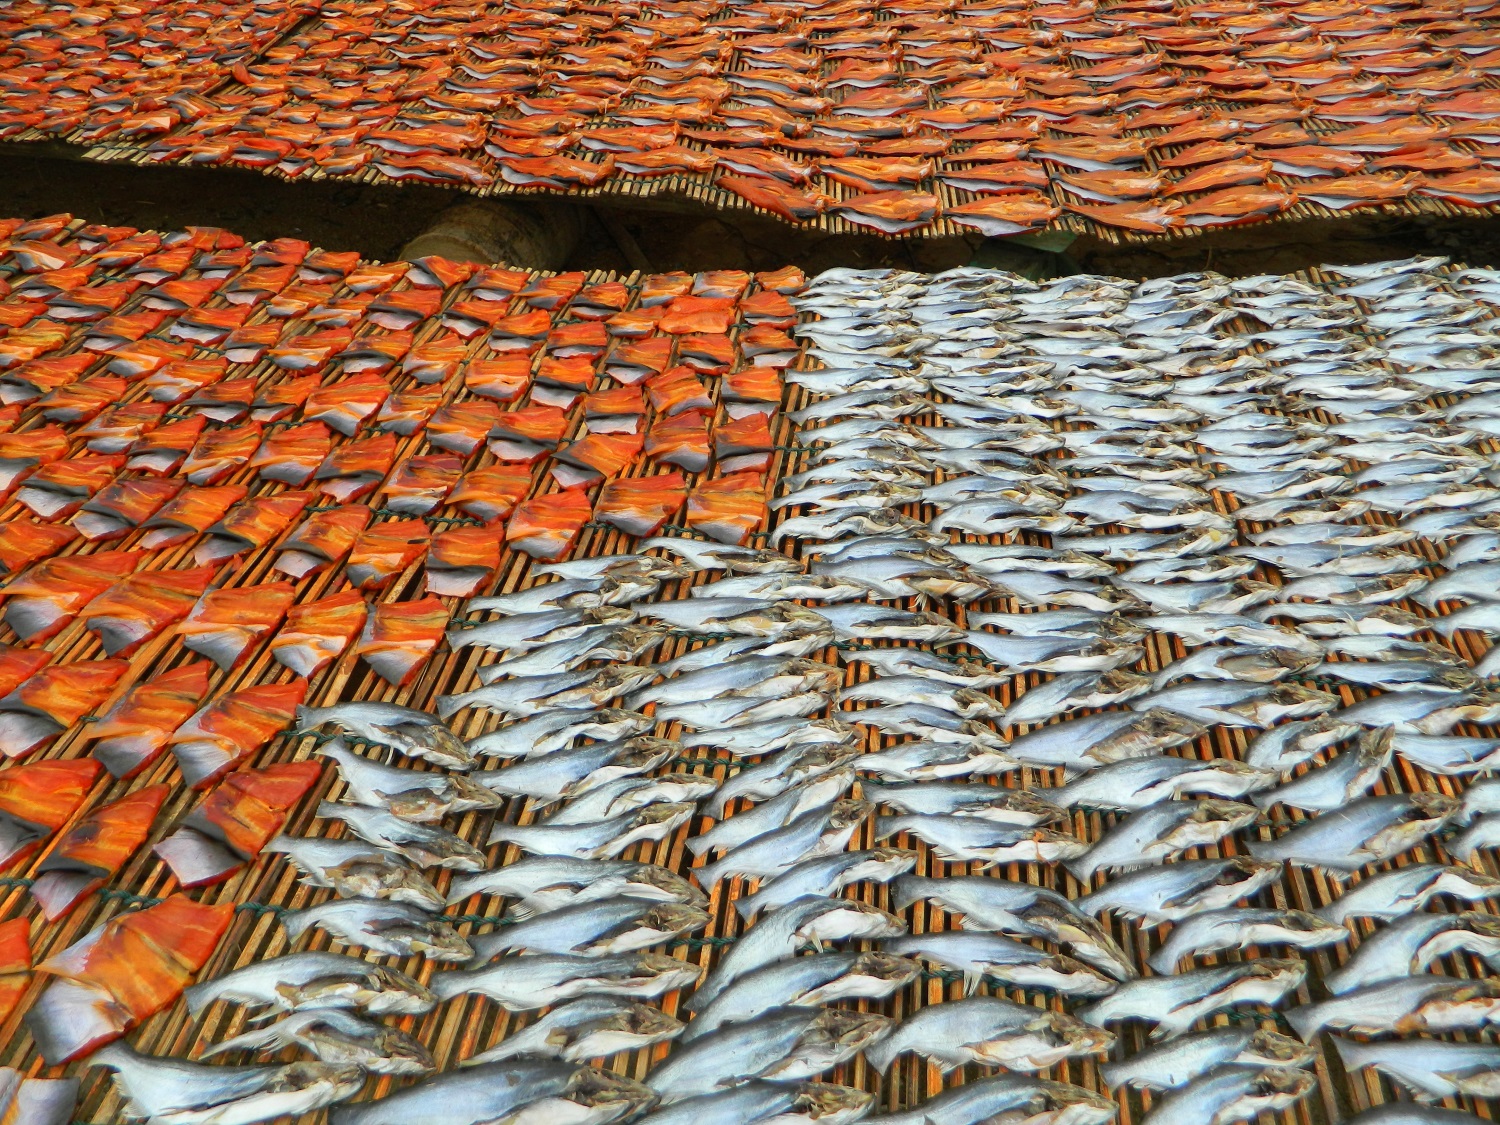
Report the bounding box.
[890,876,931,912]
[863,1033,900,1075]
[281,909,312,940]
[293,704,324,733]
[1330,1035,1371,1070]
[1098,1059,1128,1089]
[1063,850,1099,883]
[1284,1002,1323,1042]
[696,859,724,889]
[435,694,464,721]
[1145,944,1176,975]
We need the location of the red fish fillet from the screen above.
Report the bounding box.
[170,681,309,788]
[30,784,169,919]
[357,596,449,687]
[87,662,211,779]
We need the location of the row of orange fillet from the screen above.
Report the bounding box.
[6,0,1500,232]
[0,215,796,1068]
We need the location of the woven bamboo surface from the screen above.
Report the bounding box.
[0,216,1494,1124]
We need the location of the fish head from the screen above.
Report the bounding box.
[355,1025,436,1075]
[848,848,920,885]
[563,1066,660,1120]
[376,720,472,769]
[276,1061,367,1102]
[849,952,923,989]
[1043,954,1117,998]
[1356,727,1395,762]
[788,1082,874,1125]
[450,775,508,809]
[994,790,1068,826]
[799,900,907,944]
[631,952,704,991]
[829,798,875,829]
[1248,958,1309,989]
[583,605,638,627]
[615,1001,685,1040]
[628,864,708,908]
[810,1008,897,1055]
[1257,1067,1317,1102]
[1036,1080,1119,1125]
[642,903,711,937]
[631,802,696,830]
[1242,1029,1317,1069]
[410,925,475,963]
[1458,912,1500,941]
[1032,1011,1115,1056]
[1193,799,1262,828]
[616,737,681,770]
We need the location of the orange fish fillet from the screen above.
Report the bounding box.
[0,550,141,642]
[356,595,449,686]
[507,489,593,561]
[425,526,500,597]
[31,784,170,919]
[595,472,688,538]
[0,758,101,869]
[348,519,430,590]
[27,893,232,1063]
[271,589,369,678]
[0,658,129,759]
[88,662,211,779]
[686,471,768,545]
[275,503,373,579]
[169,681,308,788]
[82,564,217,656]
[156,761,322,887]
[177,581,296,670]
[196,490,312,564]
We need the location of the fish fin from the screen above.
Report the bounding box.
[963,970,981,996]
[201,1023,285,1056]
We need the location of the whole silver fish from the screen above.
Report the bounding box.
[628,657,834,709]
[202,1008,433,1076]
[1002,670,1153,725]
[1244,716,1358,772]
[1325,911,1500,994]
[1252,728,1394,812]
[474,736,678,803]
[1101,1027,1314,1091]
[1067,800,1259,882]
[1053,757,1276,811]
[264,835,444,911]
[876,810,1089,866]
[1131,681,1337,728]
[316,802,486,871]
[282,897,471,962]
[857,739,1016,781]
[488,802,696,860]
[469,895,708,962]
[683,952,918,1041]
[431,952,702,1010]
[91,1043,364,1125]
[861,1075,1117,1125]
[690,771,854,856]
[1319,862,1500,924]
[893,876,1134,981]
[296,703,471,770]
[1142,1066,1314,1125]
[632,1081,872,1125]
[887,930,1116,997]
[184,951,434,1017]
[698,799,871,887]
[864,995,1112,1075]
[1005,709,1204,773]
[467,709,653,761]
[680,716,854,759]
[647,1008,893,1105]
[1080,960,1306,1040]
[1074,864,1284,924]
[643,537,803,574]
[689,897,907,1011]
[330,1061,658,1125]
[1147,908,1346,974]
[449,606,636,654]
[1287,975,1500,1040]
[1249,793,1459,872]
[1150,646,1315,688]
[543,772,719,827]
[319,740,502,822]
[448,856,704,918]
[711,746,857,817]
[462,997,683,1066]
[1333,1036,1500,1102]
[735,849,916,920]
[863,779,1062,824]
[1393,732,1500,775]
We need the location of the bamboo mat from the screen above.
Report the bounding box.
[0,218,1495,1124]
[3,0,1499,242]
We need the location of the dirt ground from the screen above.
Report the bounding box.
[5,144,1500,280]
